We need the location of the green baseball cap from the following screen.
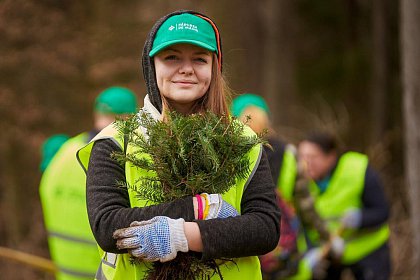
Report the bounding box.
[230,93,270,117]
[149,13,218,57]
[40,134,70,172]
[94,87,138,114]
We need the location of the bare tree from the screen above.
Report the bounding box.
[401,0,420,278]
[260,0,298,128]
[371,0,389,143]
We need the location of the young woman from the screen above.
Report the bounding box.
[78,10,280,279]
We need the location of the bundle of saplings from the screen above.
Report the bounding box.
[112,110,266,280]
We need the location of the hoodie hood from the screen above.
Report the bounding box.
[141,10,223,113]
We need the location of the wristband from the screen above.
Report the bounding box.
[195,194,203,220]
[201,194,210,220]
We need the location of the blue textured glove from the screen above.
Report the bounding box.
[202,193,239,220]
[341,208,362,229]
[113,216,188,262]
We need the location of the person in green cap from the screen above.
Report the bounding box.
[77,10,280,280]
[40,134,70,172]
[39,86,138,280]
[231,93,304,279]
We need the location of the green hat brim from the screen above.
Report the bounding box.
[149,40,217,57]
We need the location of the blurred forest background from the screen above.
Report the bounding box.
[0,0,418,279]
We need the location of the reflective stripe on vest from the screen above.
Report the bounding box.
[77,122,264,279]
[40,132,101,280]
[48,231,97,245]
[94,253,118,280]
[306,152,389,264]
[58,266,96,279]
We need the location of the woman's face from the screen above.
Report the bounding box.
[154,43,213,114]
[298,141,337,181]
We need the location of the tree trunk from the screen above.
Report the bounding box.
[371,0,389,143]
[401,0,420,278]
[261,0,297,129]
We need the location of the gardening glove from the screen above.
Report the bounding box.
[341,208,362,229]
[303,247,329,280]
[330,235,345,260]
[201,193,239,220]
[113,216,188,262]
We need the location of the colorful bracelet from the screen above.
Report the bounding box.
[201,194,210,220]
[195,194,203,220]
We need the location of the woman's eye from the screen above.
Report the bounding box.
[195,57,208,63]
[164,55,178,60]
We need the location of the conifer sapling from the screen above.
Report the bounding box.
[112,110,266,280]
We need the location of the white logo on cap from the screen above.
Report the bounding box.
[168,22,198,32]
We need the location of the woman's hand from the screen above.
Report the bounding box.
[113,216,189,262]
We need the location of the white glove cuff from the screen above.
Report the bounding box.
[331,236,345,258]
[206,194,222,220]
[343,209,362,229]
[164,218,188,262]
[304,248,322,270]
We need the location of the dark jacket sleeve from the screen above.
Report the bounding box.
[360,165,390,228]
[86,139,195,253]
[196,149,281,260]
[265,137,286,186]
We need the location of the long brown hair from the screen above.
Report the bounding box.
[161,53,232,117]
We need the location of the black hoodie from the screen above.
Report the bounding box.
[85,10,280,261]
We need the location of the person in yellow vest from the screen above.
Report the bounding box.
[297,131,391,280]
[77,10,281,280]
[230,93,301,279]
[39,86,138,280]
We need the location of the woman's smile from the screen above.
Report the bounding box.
[172,79,198,85]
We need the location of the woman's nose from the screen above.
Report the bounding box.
[179,61,194,75]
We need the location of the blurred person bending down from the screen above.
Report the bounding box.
[295,131,391,280]
[39,87,138,280]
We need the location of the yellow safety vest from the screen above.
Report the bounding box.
[40,133,101,280]
[78,121,264,280]
[307,152,389,264]
[277,145,298,202]
[290,152,389,265]
[279,152,390,279]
